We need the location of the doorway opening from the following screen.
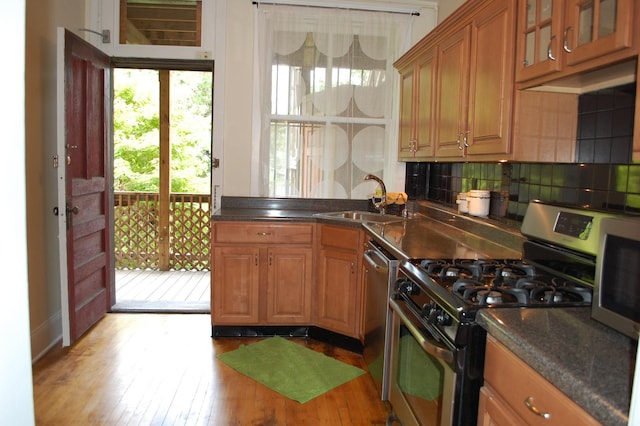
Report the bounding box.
[110,61,213,313]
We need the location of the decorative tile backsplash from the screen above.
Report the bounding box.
[407,162,640,221]
[404,83,640,222]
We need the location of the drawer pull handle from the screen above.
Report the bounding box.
[524,397,551,419]
[257,232,272,236]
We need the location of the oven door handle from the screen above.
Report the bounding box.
[390,299,455,364]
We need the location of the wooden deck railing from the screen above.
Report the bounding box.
[114,192,211,271]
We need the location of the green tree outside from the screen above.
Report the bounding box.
[113,69,212,193]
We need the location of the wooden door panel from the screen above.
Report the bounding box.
[267,247,312,324]
[467,0,514,155]
[434,26,470,158]
[61,29,113,345]
[212,247,260,323]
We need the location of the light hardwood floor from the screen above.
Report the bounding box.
[33,313,391,425]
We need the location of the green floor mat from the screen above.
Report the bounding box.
[217,336,365,403]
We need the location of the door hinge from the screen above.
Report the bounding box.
[212,158,220,168]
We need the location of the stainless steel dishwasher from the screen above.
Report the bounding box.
[362,238,398,400]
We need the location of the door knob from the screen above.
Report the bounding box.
[66,203,79,215]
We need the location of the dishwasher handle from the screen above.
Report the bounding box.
[363,249,389,273]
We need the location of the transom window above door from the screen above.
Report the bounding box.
[119,0,202,46]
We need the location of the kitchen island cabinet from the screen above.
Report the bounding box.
[479,335,600,425]
[211,222,313,326]
[315,224,364,339]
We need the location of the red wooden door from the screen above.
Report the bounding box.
[60,29,113,345]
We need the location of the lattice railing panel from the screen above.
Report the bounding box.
[114,193,160,270]
[114,192,211,271]
[170,194,211,271]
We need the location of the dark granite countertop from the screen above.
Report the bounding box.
[477,308,637,426]
[212,196,525,258]
[211,196,370,227]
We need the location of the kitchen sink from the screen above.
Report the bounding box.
[313,210,405,224]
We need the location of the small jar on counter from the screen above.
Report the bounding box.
[467,190,490,217]
[456,192,468,214]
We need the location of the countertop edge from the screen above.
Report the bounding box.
[477,308,634,426]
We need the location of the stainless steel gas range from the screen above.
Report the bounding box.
[386,201,622,426]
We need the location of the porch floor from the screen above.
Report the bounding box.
[113,269,210,313]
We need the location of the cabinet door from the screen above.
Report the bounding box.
[515,0,565,82]
[212,246,260,324]
[434,25,471,158]
[266,247,312,324]
[398,49,436,161]
[414,48,437,159]
[478,386,526,426]
[467,0,515,156]
[564,0,634,66]
[316,248,360,337]
[398,63,417,159]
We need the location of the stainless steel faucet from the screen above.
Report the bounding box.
[364,174,387,214]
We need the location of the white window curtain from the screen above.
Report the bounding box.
[252,4,413,198]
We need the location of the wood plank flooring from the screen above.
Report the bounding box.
[33,313,391,425]
[113,270,210,313]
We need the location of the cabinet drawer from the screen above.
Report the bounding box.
[214,222,313,244]
[484,336,600,425]
[319,224,360,250]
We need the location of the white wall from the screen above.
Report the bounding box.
[1,0,36,424]
[26,0,87,360]
[437,0,465,23]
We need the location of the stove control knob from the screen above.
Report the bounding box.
[421,303,435,318]
[428,308,452,326]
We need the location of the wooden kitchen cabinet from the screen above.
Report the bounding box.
[478,335,600,425]
[211,222,313,325]
[315,224,364,339]
[397,46,437,160]
[516,0,636,85]
[395,0,515,162]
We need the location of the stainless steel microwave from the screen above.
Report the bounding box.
[592,216,640,340]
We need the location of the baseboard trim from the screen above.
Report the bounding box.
[211,325,363,354]
[31,311,62,363]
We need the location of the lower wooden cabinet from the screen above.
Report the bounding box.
[211,222,313,325]
[478,335,600,425]
[212,221,366,340]
[315,224,364,339]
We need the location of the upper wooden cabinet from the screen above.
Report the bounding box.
[395,0,516,162]
[516,0,637,85]
[397,46,437,160]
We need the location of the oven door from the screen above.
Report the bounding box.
[388,298,456,426]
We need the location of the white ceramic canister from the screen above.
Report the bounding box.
[467,190,490,217]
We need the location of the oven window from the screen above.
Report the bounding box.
[397,325,446,423]
[601,235,640,321]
